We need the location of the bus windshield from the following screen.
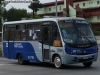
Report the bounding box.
[58,19,96,47]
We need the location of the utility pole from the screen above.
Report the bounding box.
[32,0,35,18]
[55,0,58,17]
[33,4,34,18]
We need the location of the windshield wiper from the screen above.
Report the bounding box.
[78,30,92,43]
[72,19,92,44]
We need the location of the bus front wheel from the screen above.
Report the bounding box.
[83,62,92,67]
[54,55,63,69]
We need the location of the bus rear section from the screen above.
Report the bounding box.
[3,23,42,62]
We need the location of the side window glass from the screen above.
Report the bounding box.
[3,26,8,31]
[27,24,34,29]
[27,30,33,40]
[34,24,40,40]
[15,31,21,41]
[3,31,8,41]
[9,29,14,41]
[43,27,49,43]
[22,30,27,41]
[16,25,26,30]
[53,26,62,47]
[27,23,40,41]
[3,26,8,41]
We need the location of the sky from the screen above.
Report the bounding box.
[5,0,58,12]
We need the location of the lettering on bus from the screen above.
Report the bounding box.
[14,43,23,48]
[28,56,34,59]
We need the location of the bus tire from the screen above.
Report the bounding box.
[83,62,92,67]
[18,54,25,65]
[54,55,63,69]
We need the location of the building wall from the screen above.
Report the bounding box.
[87,16,100,22]
[74,0,100,27]
[69,5,76,17]
[37,0,100,24]
[74,0,100,8]
[37,4,65,15]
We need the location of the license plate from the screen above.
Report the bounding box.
[83,56,88,59]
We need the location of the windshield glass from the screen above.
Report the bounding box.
[58,19,96,45]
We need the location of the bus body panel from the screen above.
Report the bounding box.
[3,41,41,62]
[3,42,9,58]
[50,46,64,63]
[63,45,98,64]
[3,41,15,59]
[27,41,42,62]
[14,42,41,62]
[65,45,98,55]
[63,53,98,64]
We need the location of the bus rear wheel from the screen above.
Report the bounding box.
[54,55,63,69]
[18,54,29,65]
[83,62,92,67]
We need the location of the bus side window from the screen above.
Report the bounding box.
[53,26,62,47]
[9,29,15,41]
[22,30,27,41]
[15,31,21,41]
[27,24,34,40]
[3,31,8,41]
[27,23,40,41]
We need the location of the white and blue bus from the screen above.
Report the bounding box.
[2,17,98,68]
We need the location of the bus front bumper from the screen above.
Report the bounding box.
[63,53,98,64]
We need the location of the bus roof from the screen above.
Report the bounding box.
[3,17,86,25]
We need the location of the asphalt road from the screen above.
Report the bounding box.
[0,53,100,75]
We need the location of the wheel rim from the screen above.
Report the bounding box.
[54,57,61,68]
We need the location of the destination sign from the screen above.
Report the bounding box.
[75,20,88,24]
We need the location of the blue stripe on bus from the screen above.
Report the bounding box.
[3,42,40,62]
[65,44,98,55]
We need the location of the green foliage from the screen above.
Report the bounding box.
[27,13,33,18]
[93,31,100,35]
[34,15,41,19]
[95,27,100,31]
[28,0,43,18]
[27,13,41,19]
[7,7,27,21]
[0,0,8,31]
[92,26,100,35]
[28,0,43,13]
[0,0,7,17]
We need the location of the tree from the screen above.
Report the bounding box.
[0,0,7,17]
[28,0,43,18]
[0,0,7,31]
[7,7,28,21]
[27,12,41,19]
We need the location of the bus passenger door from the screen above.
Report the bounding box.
[41,25,52,61]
